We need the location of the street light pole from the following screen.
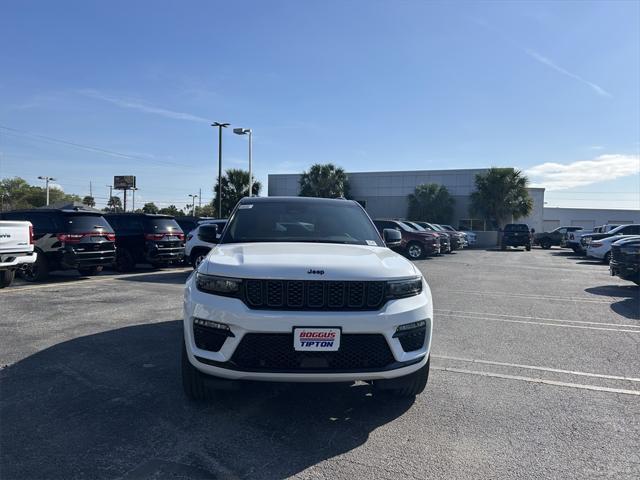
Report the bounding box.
[38,176,56,206]
[233,128,253,197]
[212,122,229,218]
[188,194,198,216]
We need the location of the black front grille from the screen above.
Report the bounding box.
[397,329,426,352]
[230,333,395,372]
[243,280,386,311]
[194,326,228,352]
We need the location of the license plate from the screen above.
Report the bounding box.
[293,328,340,351]
[166,235,179,241]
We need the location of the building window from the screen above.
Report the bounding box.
[459,219,487,231]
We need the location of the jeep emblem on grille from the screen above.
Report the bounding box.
[307,269,325,275]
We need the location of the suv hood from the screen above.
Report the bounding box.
[202,242,419,281]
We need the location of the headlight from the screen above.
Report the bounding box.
[196,273,242,296]
[386,277,423,299]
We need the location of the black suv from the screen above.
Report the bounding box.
[104,213,185,271]
[610,236,640,285]
[500,224,533,250]
[0,208,116,280]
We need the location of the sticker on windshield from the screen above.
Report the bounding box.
[366,240,377,246]
[238,204,253,209]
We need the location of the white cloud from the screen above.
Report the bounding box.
[526,154,640,190]
[79,89,210,123]
[524,50,612,98]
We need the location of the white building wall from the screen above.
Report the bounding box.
[542,207,640,231]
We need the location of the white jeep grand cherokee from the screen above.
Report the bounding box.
[182,197,433,399]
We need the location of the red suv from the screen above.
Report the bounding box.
[374,219,440,260]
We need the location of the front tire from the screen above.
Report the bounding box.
[406,242,424,260]
[190,249,209,269]
[376,358,430,398]
[541,239,552,249]
[0,270,15,288]
[525,245,531,251]
[603,251,611,264]
[182,343,209,401]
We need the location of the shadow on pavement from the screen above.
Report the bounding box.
[585,285,640,320]
[0,321,413,479]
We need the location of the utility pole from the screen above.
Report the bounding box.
[198,188,202,210]
[89,181,93,198]
[106,185,113,211]
[38,176,56,206]
[233,128,253,197]
[188,194,198,216]
[132,188,137,211]
[212,122,229,218]
[123,189,128,213]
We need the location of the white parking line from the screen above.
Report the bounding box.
[432,366,640,396]
[437,312,640,333]
[448,290,616,304]
[435,309,640,329]
[433,355,640,383]
[1,269,192,293]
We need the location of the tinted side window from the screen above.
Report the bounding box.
[17,212,59,233]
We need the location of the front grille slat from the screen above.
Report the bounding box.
[243,280,387,311]
[231,333,395,372]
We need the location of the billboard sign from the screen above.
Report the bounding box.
[114,176,136,190]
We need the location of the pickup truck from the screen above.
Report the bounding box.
[500,223,533,251]
[534,226,583,249]
[0,220,37,288]
[566,224,619,254]
[581,224,640,251]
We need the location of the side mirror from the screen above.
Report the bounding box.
[198,224,219,244]
[383,228,402,247]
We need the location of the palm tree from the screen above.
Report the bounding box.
[470,167,533,229]
[407,184,455,223]
[298,163,350,198]
[142,202,159,214]
[213,169,262,217]
[82,195,96,207]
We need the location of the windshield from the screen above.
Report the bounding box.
[64,215,114,233]
[220,201,384,246]
[402,221,425,231]
[146,218,182,233]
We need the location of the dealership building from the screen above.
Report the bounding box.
[268,168,639,233]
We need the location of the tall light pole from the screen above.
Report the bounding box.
[132,187,138,212]
[212,122,229,218]
[188,194,198,216]
[233,128,253,197]
[38,176,56,206]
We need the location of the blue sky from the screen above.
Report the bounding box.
[1,0,638,210]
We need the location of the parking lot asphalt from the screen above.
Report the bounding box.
[1,249,639,479]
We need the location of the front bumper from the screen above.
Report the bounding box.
[183,275,433,382]
[586,246,606,259]
[610,260,640,281]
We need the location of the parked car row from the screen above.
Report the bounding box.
[0,207,193,285]
[535,223,640,286]
[371,219,471,260]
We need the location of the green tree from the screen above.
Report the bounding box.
[298,163,350,198]
[158,204,185,216]
[469,167,533,229]
[407,183,455,223]
[107,196,123,212]
[82,196,96,207]
[0,177,80,210]
[213,169,262,217]
[194,204,215,217]
[142,202,159,214]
